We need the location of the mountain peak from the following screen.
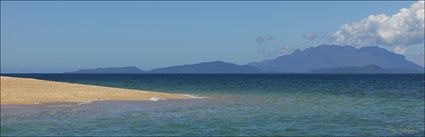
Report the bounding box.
[202,61,229,64]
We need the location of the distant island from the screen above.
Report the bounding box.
[68,45,425,74]
[67,66,143,74]
[149,61,262,73]
[248,44,424,73]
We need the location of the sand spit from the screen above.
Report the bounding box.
[1,76,192,105]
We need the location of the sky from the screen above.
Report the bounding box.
[1,1,424,73]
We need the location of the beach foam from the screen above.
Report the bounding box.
[183,94,208,99]
[149,97,162,101]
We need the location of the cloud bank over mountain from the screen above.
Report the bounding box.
[328,1,424,66]
[333,1,424,47]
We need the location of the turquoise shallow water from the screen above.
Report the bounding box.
[1,74,424,136]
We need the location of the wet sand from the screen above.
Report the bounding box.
[0,76,191,105]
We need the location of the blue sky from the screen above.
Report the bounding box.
[1,1,423,73]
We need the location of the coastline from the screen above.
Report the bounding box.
[0,76,192,105]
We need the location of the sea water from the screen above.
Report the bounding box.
[1,74,424,136]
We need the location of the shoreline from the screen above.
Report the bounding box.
[0,76,193,105]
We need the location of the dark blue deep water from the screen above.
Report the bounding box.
[1,74,424,136]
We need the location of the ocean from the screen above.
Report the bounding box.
[1,74,424,136]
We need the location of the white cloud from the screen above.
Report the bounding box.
[302,32,318,41]
[393,46,407,54]
[333,1,424,47]
[256,35,275,44]
[274,45,292,57]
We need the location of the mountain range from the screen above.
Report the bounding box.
[68,45,424,74]
[248,45,423,73]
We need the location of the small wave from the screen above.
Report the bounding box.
[183,94,208,99]
[149,97,164,101]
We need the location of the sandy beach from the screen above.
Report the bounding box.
[0,76,191,105]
